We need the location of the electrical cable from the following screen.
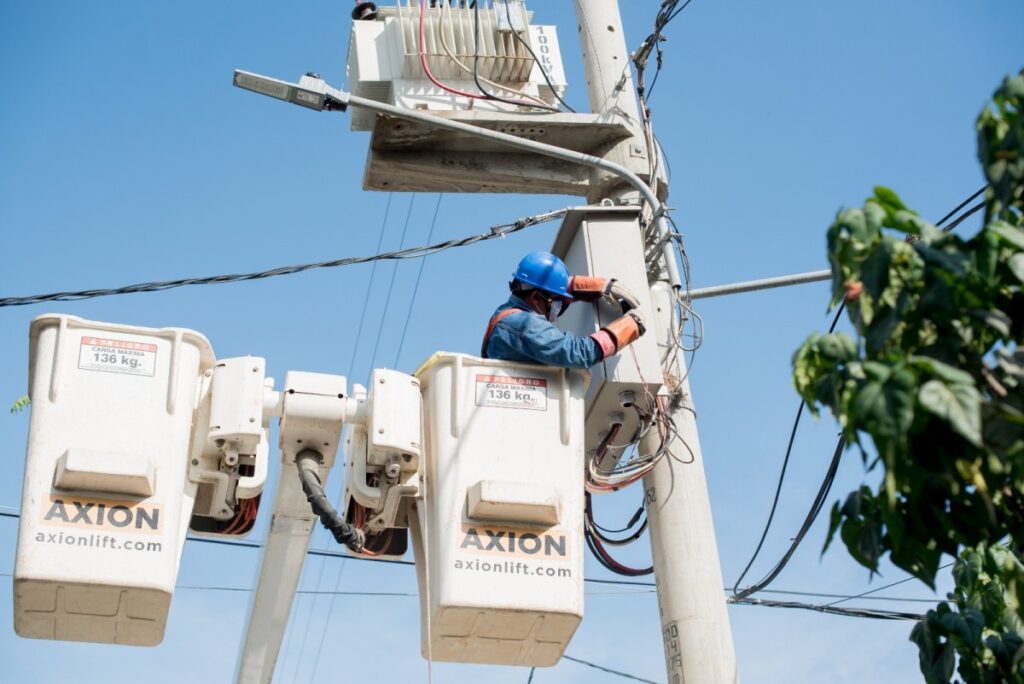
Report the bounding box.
[0,208,569,308]
[732,435,844,602]
[306,553,349,682]
[418,0,491,101]
[561,654,659,684]
[293,195,395,684]
[632,0,698,105]
[436,2,551,107]
[0,512,952,607]
[591,502,645,535]
[818,561,955,608]
[301,194,402,684]
[367,194,418,374]
[296,452,364,551]
[500,0,576,113]
[394,193,443,368]
[0,569,948,606]
[346,193,394,380]
[472,1,560,113]
[729,596,922,621]
[584,521,654,577]
[731,304,845,596]
[731,187,995,603]
[935,185,987,229]
[940,200,985,233]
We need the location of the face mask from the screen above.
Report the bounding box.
[547,299,564,322]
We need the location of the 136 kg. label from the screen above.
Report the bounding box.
[475,373,547,410]
[78,336,157,377]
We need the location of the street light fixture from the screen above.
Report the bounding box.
[232,70,349,112]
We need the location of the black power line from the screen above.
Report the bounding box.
[730,596,921,621]
[561,654,659,684]
[818,561,955,609]
[394,193,444,368]
[0,528,937,626]
[731,187,991,603]
[0,209,568,308]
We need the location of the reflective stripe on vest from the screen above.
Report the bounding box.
[480,308,521,358]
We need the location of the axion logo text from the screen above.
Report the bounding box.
[459,524,568,558]
[40,496,162,535]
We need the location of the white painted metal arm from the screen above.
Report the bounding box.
[235,372,363,684]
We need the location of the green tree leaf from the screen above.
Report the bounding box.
[918,379,983,447]
[9,395,29,414]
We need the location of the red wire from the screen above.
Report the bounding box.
[419,0,488,100]
[584,499,652,576]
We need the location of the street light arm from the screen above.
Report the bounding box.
[231,69,681,290]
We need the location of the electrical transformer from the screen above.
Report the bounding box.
[343,1,633,195]
[346,1,567,130]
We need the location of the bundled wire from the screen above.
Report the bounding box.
[471,1,560,112]
[418,0,489,101]
[417,0,562,112]
[350,499,395,557]
[586,493,647,547]
[633,0,697,104]
[584,497,654,577]
[585,396,675,493]
[0,207,569,307]
[435,0,550,107]
[729,596,922,621]
[219,494,260,536]
[296,452,365,552]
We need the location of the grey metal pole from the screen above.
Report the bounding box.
[571,2,740,682]
[688,269,831,300]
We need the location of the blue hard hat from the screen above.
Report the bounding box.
[512,251,573,299]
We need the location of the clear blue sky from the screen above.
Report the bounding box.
[1,1,1021,682]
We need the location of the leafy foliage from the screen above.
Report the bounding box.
[9,395,29,414]
[793,70,1024,683]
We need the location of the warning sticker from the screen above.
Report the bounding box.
[475,374,547,411]
[78,336,157,377]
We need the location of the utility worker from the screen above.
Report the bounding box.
[481,251,646,369]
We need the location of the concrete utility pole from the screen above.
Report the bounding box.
[232,3,738,680]
[572,2,739,682]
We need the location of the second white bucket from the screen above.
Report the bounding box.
[412,352,588,667]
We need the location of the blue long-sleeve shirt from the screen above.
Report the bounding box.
[482,295,604,369]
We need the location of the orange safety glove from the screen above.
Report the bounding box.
[591,312,646,359]
[568,276,642,312]
[568,275,608,302]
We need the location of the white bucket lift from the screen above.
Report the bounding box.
[410,353,588,667]
[15,315,216,646]
[13,315,597,672]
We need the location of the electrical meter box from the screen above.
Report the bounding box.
[412,353,588,667]
[14,314,215,646]
[550,206,663,457]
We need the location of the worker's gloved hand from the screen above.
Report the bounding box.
[568,276,641,312]
[568,275,609,302]
[591,312,646,359]
[606,281,641,312]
